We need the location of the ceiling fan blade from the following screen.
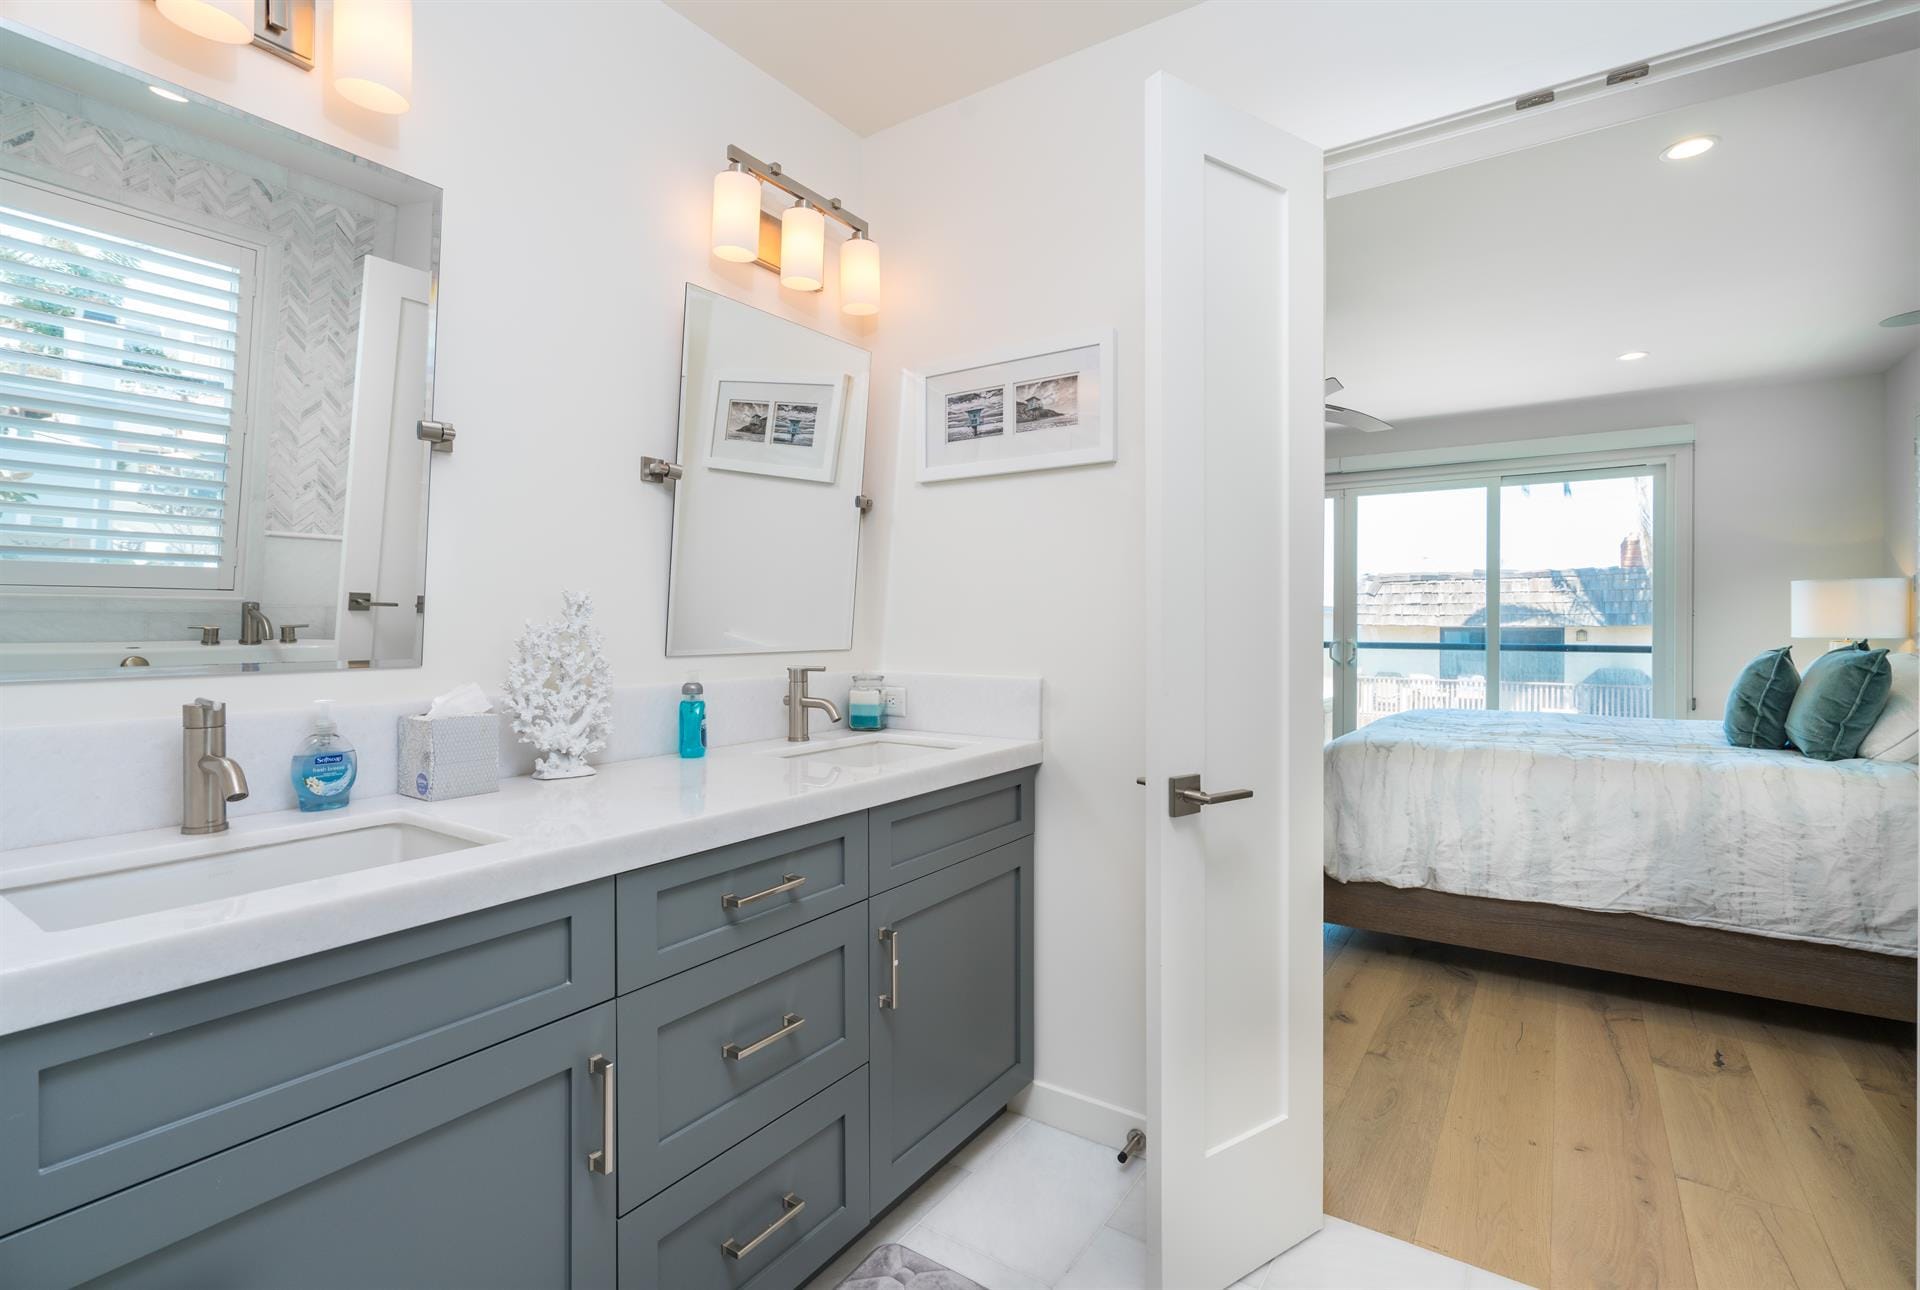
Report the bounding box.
[1324,403,1394,434]
[1324,376,1345,398]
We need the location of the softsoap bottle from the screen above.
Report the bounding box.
[291,700,357,811]
[679,679,707,759]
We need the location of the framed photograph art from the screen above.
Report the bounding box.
[706,373,847,484]
[904,332,1116,482]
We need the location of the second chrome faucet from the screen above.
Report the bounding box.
[783,667,841,743]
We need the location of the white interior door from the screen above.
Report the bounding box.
[1144,71,1325,1290]
[337,255,432,664]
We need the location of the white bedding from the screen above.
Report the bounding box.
[1324,710,1920,956]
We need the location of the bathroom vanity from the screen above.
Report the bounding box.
[0,743,1038,1290]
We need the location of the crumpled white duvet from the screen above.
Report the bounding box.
[1324,710,1920,956]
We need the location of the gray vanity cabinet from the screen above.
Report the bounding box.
[0,1004,619,1289]
[868,837,1035,1211]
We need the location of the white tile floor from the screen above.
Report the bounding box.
[804,1113,1533,1290]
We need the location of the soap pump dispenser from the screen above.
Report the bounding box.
[678,679,707,759]
[291,699,358,811]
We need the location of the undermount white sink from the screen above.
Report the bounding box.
[2,816,497,933]
[770,735,962,770]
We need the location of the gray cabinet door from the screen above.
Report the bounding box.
[868,838,1035,1212]
[619,1069,869,1290]
[0,878,614,1237]
[0,1004,619,1289]
[618,903,868,1212]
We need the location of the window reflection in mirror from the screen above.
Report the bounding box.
[0,27,441,682]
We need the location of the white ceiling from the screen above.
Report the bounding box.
[1327,50,1920,425]
[663,0,1201,136]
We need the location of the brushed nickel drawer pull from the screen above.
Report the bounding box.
[721,1192,806,1260]
[587,1054,614,1176]
[722,1013,805,1061]
[878,927,900,1010]
[722,873,805,910]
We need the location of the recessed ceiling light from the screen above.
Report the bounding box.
[1660,135,1717,161]
[1617,351,1649,362]
[147,85,190,104]
[1881,309,1920,328]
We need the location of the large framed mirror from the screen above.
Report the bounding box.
[665,285,870,655]
[0,22,442,683]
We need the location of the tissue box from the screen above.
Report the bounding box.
[398,712,501,802]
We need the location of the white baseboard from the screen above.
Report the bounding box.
[1011,1080,1146,1154]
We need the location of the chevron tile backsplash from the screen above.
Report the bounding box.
[0,88,379,536]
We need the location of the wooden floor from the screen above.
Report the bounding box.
[1323,925,1917,1290]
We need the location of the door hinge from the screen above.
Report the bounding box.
[1515,89,1555,111]
[641,456,683,484]
[854,493,874,514]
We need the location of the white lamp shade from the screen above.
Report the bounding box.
[711,169,762,264]
[1789,577,1910,640]
[155,0,252,44]
[332,0,414,115]
[840,236,880,315]
[780,204,825,292]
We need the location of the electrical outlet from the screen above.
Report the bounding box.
[880,685,908,717]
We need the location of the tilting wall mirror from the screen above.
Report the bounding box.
[663,285,871,655]
[0,22,443,682]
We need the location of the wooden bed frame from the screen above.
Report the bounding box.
[1325,876,1918,1022]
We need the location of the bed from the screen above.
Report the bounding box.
[1324,710,1920,1019]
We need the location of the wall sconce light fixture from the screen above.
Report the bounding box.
[332,0,414,115]
[712,146,877,315]
[153,0,315,67]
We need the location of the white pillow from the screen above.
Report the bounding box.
[1859,651,1919,762]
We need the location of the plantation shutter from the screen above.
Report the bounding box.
[0,178,252,590]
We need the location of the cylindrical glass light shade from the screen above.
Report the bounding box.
[155,0,251,44]
[711,169,762,264]
[333,0,414,116]
[840,235,880,315]
[780,203,826,292]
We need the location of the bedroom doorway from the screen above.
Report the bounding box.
[1324,456,1685,738]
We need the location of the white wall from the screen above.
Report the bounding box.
[0,0,1844,1143]
[0,0,879,728]
[1330,371,1906,717]
[1886,346,1920,647]
[858,0,1823,1135]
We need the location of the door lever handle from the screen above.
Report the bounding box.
[1167,774,1254,818]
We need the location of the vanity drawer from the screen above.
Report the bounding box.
[868,767,1036,892]
[617,813,868,992]
[619,904,868,1212]
[618,1068,869,1290]
[0,879,614,1237]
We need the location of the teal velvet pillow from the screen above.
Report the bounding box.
[1784,644,1894,761]
[1723,647,1800,749]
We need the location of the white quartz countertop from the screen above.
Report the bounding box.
[0,730,1041,1037]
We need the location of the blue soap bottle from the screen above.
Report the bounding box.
[679,680,707,759]
[291,700,357,811]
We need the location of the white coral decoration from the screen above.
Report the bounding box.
[505,591,612,780]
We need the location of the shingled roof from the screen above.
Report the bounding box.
[1357,566,1652,628]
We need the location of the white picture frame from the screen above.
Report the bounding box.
[904,331,1117,482]
[704,371,847,484]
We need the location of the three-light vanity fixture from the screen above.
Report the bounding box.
[712,146,880,315]
[151,0,413,116]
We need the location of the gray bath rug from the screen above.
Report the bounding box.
[837,1242,987,1290]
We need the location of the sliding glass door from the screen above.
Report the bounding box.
[1326,458,1678,737]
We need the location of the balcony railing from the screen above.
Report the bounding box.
[1355,675,1653,723]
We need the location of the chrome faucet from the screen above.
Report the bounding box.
[182,698,250,835]
[239,601,273,645]
[783,666,842,743]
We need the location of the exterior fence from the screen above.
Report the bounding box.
[1355,675,1653,724]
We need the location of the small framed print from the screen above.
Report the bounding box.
[905,331,1115,482]
[705,373,846,483]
